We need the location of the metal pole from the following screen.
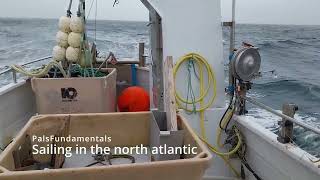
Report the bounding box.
[228,0,236,98]
[245,96,320,135]
[230,0,236,55]
[140,0,164,110]
[21,56,52,66]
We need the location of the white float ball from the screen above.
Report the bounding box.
[66,47,80,63]
[70,17,84,33]
[58,16,71,33]
[68,32,82,48]
[56,31,69,48]
[52,46,66,62]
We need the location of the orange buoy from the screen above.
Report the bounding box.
[118,86,150,112]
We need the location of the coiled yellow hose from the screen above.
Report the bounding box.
[174,53,217,112]
[173,53,242,177]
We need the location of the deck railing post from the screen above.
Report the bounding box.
[139,42,146,67]
[277,103,298,143]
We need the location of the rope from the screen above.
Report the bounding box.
[11,61,67,78]
[95,0,97,41]
[86,0,98,41]
[70,64,106,77]
[86,0,95,19]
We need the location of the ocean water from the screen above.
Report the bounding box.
[0,18,319,156]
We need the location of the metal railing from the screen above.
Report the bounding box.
[244,96,320,136]
[0,56,52,83]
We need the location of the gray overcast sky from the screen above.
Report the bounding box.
[0,0,319,25]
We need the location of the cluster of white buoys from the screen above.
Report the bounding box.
[53,16,70,62]
[66,17,84,63]
[53,16,84,63]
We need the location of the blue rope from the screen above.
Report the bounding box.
[185,58,197,114]
[131,64,137,86]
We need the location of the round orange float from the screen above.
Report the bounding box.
[117,86,150,112]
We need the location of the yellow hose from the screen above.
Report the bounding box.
[217,109,235,148]
[173,53,241,177]
[11,61,67,78]
[174,53,217,112]
[200,127,242,156]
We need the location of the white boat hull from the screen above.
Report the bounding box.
[0,80,36,150]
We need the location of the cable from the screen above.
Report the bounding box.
[219,77,236,132]
[237,143,263,180]
[241,157,262,180]
[217,108,235,148]
[219,99,234,132]
[224,108,235,133]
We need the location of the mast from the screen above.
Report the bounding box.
[228,0,236,100]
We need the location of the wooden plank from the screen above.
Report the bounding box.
[163,56,177,131]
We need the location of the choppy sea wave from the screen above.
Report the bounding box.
[246,107,320,157]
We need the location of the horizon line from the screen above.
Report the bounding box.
[0,16,320,26]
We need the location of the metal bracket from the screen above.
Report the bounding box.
[236,82,251,115]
